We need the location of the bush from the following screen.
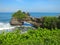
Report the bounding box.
[0,28,60,45]
[12,10,27,19]
[41,16,60,29]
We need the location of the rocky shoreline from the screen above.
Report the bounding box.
[10,10,60,29]
[10,14,43,28]
[10,10,44,28]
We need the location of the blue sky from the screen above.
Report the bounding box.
[0,0,60,12]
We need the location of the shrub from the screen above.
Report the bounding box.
[12,10,27,19]
[41,16,60,29]
[0,28,60,45]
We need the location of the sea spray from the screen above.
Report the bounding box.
[0,22,34,33]
[0,22,16,31]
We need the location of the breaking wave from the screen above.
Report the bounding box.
[0,22,15,31]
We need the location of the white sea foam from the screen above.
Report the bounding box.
[23,21,33,26]
[24,21,31,24]
[0,22,15,30]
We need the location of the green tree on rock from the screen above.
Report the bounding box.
[12,10,27,20]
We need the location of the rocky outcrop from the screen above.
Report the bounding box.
[10,17,43,28]
[10,10,60,29]
[10,17,23,26]
[10,10,43,28]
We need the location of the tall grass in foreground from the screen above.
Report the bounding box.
[0,28,60,45]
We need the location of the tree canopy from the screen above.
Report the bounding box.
[12,10,27,19]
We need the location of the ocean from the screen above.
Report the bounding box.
[0,12,60,22]
[0,12,60,30]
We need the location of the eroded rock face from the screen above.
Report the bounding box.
[10,17,23,26]
[27,17,43,28]
[10,10,43,28]
[10,16,43,28]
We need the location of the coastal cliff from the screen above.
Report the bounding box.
[10,10,60,29]
[10,10,42,28]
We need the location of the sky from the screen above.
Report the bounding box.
[0,0,60,12]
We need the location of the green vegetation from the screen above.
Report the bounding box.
[41,16,60,29]
[11,10,60,45]
[12,10,27,19]
[0,28,60,45]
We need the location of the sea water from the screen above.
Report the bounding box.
[30,12,60,18]
[0,12,60,31]
[0,13,15,31]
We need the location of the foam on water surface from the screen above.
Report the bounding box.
[0,22,15,30]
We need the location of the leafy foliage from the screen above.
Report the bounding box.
[0,28,60,45]
[41,16,60,29]
[12,10,27,19]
